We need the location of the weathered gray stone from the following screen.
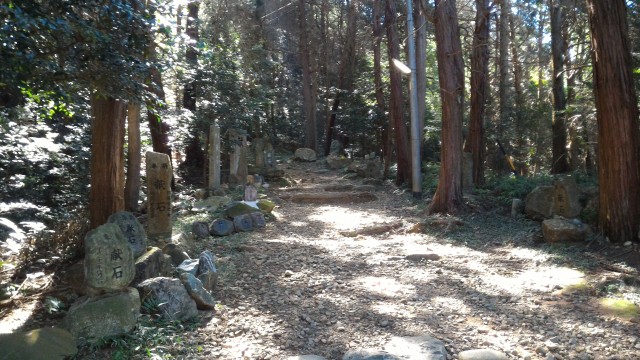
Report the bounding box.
[511,198,525,217]
[62,287,140,343]
[405,253,441,262]
[553,176,582,218]
[250,212,266,228]
[107,211,147,258]
[225,202,259,218]
[131,247,174,287]
[294,148,317,162]
[288,356,328,360]
[137,277,198,321]
[162,243,190,267]
[146,151,173,243]
[343,349,400,360]
[244,185,258,201]
[458,349,509,360]
[257,199,276,213]
[525,186,555,220]
[209,219,235,236]
[384,336,447,360]
[180,273,216,310]
[326,154,353,169]
[197,251,218,291]
[330,139,344,155]
[177,259,200,276]
[356,161,383,179]
[542,218,588,243]
[84,223,135,293]
[208,124,221,190]
[192,196,232,212]
[233,214,254,232]
[0,327,77,360]
[191,221,210,239]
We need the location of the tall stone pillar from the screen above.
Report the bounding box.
[146,152,172,244]
[208,125,220,190]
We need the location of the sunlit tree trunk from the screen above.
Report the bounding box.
[90,96,126,228]
[428,0,464,214]
[465,0,490,186]
[124,103,141,212]
[586,0,640,243]
[549,0,570,173]
[385,0,411,186]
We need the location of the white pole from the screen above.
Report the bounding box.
[406,0,422,199]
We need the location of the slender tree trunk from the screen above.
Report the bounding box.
[385,0,411,186]
[373,0,392,177]
[324,0,357,156]
[90,96,127,228]
[124,103,141,212]
[465,0,490,186]
[498,0,511,140]
[428,0,465,214]
[183,0,199,112]
[586,0,640,243]
[299,0,317,151]
[414,0,428,149]
[537,3,545,104]
[549,0,570,173]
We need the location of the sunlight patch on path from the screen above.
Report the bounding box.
[308,206,398,231]
[484,266,585,295]
[356,276,416,298]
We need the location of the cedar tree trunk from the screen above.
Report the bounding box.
[124,103,141,212]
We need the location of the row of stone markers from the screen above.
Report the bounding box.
[59,152,219,344]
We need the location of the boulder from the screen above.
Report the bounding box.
[553,176,582,218]
[191,221,210,239]
[84,223,135,293]
[233,214,254,232]
[525,186,555,220]
[294,148,317,162]
[131,247,174,287]
[225,202,259,218]
[542,218,588,243]
[209,219,235,236]
[357,160,383,179]
[162,243,190,267]
[197,250,218,291]
[0,327,77,360]
[136,277,199,321]
[244,185,258,201]
[62,287,140,343]
[257,199,276,213]
[329,139,344,155]
[385,336,447,360]
[458,349,508,360]
[192,196,232,212]
[326,154,352,170]
[250,212,267,229]
[180,273,216,310]
[177,259,200,276]
[511,199,524,218]
[107,211,147,258]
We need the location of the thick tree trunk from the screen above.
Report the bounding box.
[465,0,490,186]
[373,0,392,177]
[90,96,127,228]
[414,0,428,149]
[549,0,570,174]
[183,0,199,112]
[586,0,640,243]
[299,0,317,151]
[498,0,511,140]
[385,0,411,186]
[428,0,464,214]
[124,103,141,212]
[323,0,357,156]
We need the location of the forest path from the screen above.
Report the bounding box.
[200,161,640,360]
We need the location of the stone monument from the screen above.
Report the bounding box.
[107,211,147,258]
[146,151,173,244]
[84,223,135,293]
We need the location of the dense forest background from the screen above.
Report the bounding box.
[1,0,640,254]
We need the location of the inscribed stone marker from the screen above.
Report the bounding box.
[107,211,147,258]
[146,152,173,243]
[84,223,135,292]
[208,125,220,190]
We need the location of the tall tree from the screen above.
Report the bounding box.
[549,0,570,173]
[323,0,357,156]
[586,0,640,243]
[90,97,127,228]
[465,0,490,186]
[183,0,200,112]
[373,0,392,176]
[299,0,317,151]
[497,0,511,140]
[385,0,411,186]
[414,0,428,149]
[124,103,142,212]
[429,0,464,214]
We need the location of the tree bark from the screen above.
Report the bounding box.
[498,0,511,140]
[323,0,357,156]
[549,0,570,174]
[385,0,411,186]
[90,96,127,228]
[428,0,464,214]
[465,0,490,186]
[373,0,392,177]
[299,0,317,151]
[586,0,640,243]
[414,0,428,149]
[124,103,141,212]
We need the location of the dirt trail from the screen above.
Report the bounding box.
[199,161,640,360]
